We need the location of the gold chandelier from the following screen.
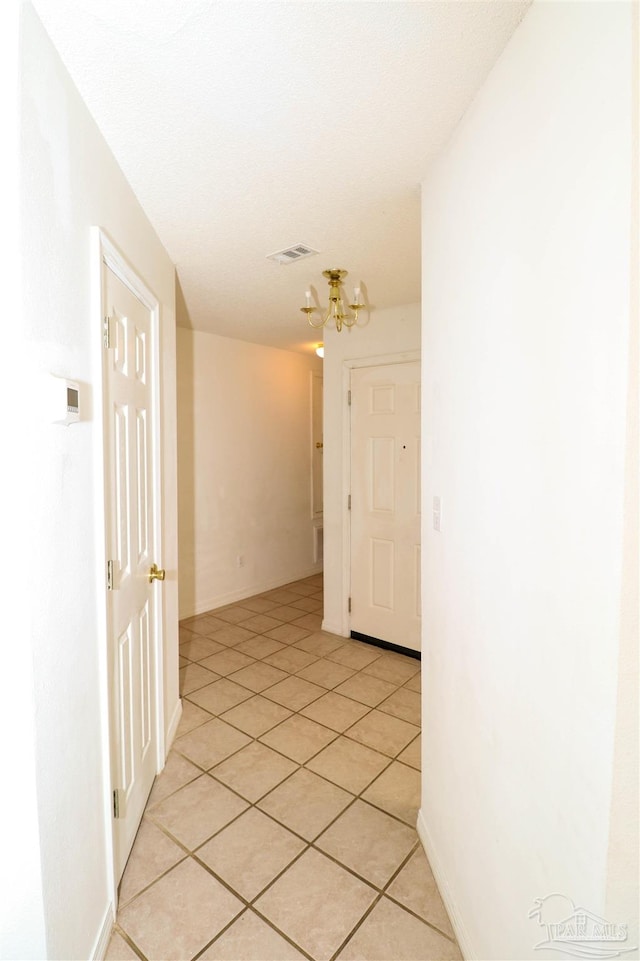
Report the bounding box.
[300,269,364,333]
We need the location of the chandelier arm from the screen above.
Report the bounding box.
[307,313,327,329]
[341,309,358,328]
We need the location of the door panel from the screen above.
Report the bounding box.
[104,264,158,883]
[371,538,394,609]
[370,436,394,512]
[350,361,421,651]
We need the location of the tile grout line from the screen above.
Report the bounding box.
[121,807,455,958]
[110,924,148,961]
[113,577,453,961]
[149,748,417,903]
[172,649,421,826]
[189,904,317,961]
[140,752,416,912]
[180,660,418,753]
[328,889,386,961]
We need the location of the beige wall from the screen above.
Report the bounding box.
[4,6,179,959]
[420,2,638,958]
[177,328,322,618]
[322,303,421,635]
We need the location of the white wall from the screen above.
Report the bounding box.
[0,3,47,958]
[322,303,421,635]
[605,0,639,934]
[420,2,638,959]
[177,328,322,618]
[5,5,179,959]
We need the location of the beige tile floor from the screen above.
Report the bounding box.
[106,576,461,961]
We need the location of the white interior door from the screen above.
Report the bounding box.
[103,263,160,883]
[350,361,421,652]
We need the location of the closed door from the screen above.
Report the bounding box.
[104,263,160,882]
[350,361,421,651]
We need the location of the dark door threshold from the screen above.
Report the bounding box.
[350,630,421,661]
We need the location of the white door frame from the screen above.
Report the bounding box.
[91,227,166,906]
[310,369,324,519]
[342,350,421,638]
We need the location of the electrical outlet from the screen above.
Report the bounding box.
[237,554,245,568]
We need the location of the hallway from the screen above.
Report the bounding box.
[106,576,460,961]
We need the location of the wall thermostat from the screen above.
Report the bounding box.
[49,375,80,426]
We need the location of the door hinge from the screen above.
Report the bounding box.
[347,389,352,406]
[348,596,352,613]
[107,559,114,591]
[348,494,351,510]
[112,788,125,819]
[103,315,114,349]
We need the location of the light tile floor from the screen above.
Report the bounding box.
[106,576,461,961]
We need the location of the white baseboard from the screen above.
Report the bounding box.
[90,902,115,961]
[181,566,323,619]
[165,697,182,752]
[92,699,183,961]
[417,807,474,961]
[321,618,349,637]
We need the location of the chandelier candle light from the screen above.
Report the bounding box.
[301,269,364,332]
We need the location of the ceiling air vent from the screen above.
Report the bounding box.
[267,244,319,266]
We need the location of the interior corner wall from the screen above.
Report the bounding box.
[322,303,421,636]
[419,2,637,959]
[18,5,178,959]
[0,3,47,959]
[177,328,323,618]
[605,0,640,939]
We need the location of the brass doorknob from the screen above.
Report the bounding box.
[316,442,323,449]
[148,563,166,583]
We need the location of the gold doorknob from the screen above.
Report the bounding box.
[148,563,166,583]
[316,442,323,449]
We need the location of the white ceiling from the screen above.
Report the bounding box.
[32,0,530,354]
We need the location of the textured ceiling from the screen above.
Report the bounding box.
[32,0,531,353]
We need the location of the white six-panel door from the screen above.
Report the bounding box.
[104,264,159,883]
[350,361,421,652]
